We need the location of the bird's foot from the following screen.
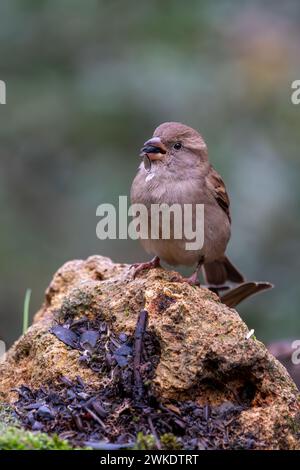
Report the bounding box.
[180,271,201,286]
[177,260,204,286]
[130,256,161,279]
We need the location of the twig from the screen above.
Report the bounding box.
[86,407,106,429]
[133,309,148,401]
[84,441,134,450]
[204,404,211,421]
[204,404,211,433]
[159,404,187,428]
[148,416,162,450]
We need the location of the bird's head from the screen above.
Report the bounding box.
[139,122,208,171]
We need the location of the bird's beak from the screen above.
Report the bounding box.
[139,137,167,161]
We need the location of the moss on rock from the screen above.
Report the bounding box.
[0,427,75,450]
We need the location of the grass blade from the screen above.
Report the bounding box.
[22,289,32,334]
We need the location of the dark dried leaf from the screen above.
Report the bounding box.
[51,325,79,349]
[92,400,109,419]
[119,333,128,343]
[60,376,74,387]
[36,405,54,421]
[115,344,132,356]
[79,330,99,351]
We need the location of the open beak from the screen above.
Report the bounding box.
[139,137,167,161]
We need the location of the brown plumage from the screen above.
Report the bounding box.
[131,121,244,285]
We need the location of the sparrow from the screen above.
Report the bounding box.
[130,122,272,301]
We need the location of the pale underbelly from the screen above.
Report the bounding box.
[132,179,230,266]
[140,237,201,266]
[139,223,229,266]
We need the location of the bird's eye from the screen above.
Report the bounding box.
[174,142,182,150]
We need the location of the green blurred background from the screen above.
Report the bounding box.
[0,0,300,347]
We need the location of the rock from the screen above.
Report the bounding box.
[0,255,299,449]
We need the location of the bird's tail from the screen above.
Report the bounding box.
[220,282,273,308]
[203,256,245,285]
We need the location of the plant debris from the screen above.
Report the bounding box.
[51,326,79,349]
[12,310,256,449]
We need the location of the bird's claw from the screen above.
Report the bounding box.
[130,256,161,279]
[179,273,201,286]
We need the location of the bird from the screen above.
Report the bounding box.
[130,121,244,287]
[130,121,272,303]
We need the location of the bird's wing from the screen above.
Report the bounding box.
[206,165,231,222]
